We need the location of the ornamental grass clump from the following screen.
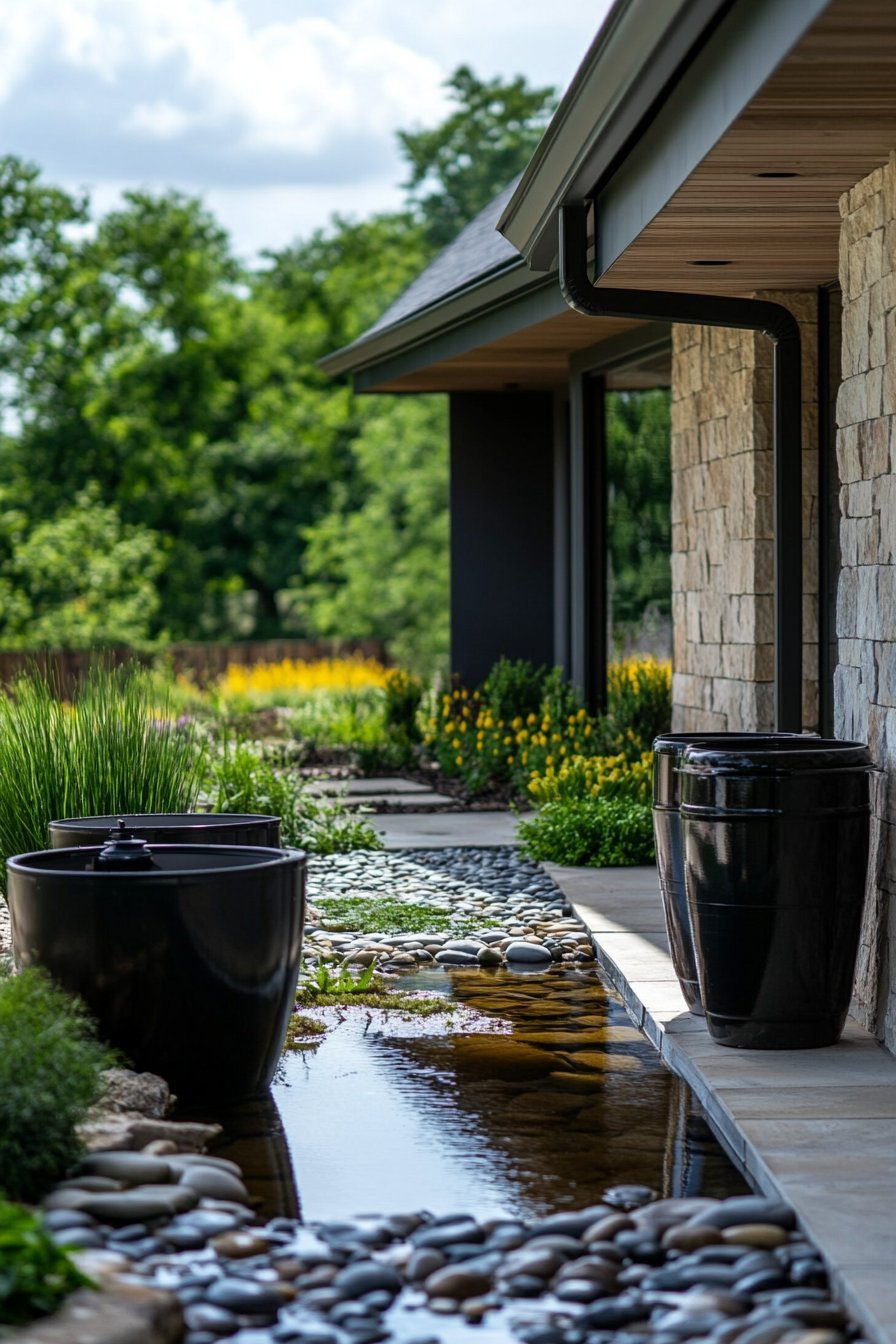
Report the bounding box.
[0,662,204,893]
[0,968,116,1203]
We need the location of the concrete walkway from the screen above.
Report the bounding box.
[372,809,519,848]
[383,810,896,1344]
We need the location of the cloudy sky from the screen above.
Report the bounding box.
[0,0,613,261]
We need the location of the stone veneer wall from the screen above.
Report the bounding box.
[670,300,818,733]
[836,153,896,1041]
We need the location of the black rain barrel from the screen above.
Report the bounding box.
[50,813,281,849]
[7,842,305,1100]
[652,731,807,1015]
[679,738,875,1048]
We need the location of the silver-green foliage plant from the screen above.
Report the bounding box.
[0,968,117,1203]
[0,662,205,893]
[206,736,383,854]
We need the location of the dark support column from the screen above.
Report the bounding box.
[569,374,607,712]
[449,392,555,687]
[552,392,571,674]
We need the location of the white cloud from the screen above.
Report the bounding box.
[125,99,192,140]
[0,0,449,176]
[0,0,610,255]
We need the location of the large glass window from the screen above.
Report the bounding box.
[605,387,672,661]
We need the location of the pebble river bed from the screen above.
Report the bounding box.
[38,848,864,1344]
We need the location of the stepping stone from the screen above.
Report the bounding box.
[340,792,455,809]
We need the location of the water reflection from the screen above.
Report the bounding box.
[204,964,747,1220]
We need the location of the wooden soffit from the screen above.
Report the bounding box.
[364,309,646,393]
[599,0,896,294]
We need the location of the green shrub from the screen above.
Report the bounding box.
[602,656,672,756]
[516,796,655,868]
[423,656,671,798]
[0,662,204,894]
[383,669,423,741]
[527,750,653,808]
[0,969,116,1203]
[481,657,548,724]
[206,737,383,854]
[0,1199,93,1326]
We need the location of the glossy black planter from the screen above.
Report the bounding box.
[680,738,874,1049]
[50,813,280,849]
[652,731,806,1015]
[7,843,305,1101]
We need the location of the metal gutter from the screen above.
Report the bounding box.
[560,202,803,732]
[498,0,730,271]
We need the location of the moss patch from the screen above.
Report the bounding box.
[283,1012,328,1052]
[295,987,455,1017]
[315,895,499,936]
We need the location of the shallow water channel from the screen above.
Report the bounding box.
[204,964,748,1224]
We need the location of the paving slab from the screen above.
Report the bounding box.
[372,810,521,849]
[340,791,456,810]
[306,777,434,796]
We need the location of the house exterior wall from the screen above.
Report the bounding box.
[836,153,896,1041]
[669,301,819,733]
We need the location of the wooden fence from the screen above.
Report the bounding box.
[0,638,388,692]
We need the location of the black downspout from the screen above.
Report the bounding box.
[559,202,803,732]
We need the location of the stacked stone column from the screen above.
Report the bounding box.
[836,152,896,1042]
[669,298,818,734]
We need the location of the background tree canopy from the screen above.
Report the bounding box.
[0,65,670,672]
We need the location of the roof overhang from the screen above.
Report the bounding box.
[498,0,734,272]
[503,0,896,295]
[320,252,665,394]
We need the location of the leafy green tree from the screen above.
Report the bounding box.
[0,483,165,647]
[299,398,449,673]
[0,58,563,662]
[398,65,556,249]
[606,390,672,628]
[260,212,430,354]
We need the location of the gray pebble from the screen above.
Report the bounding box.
[206,1278,282,1315]
[332,1262,402,1299]
[179,1166,251,1204]
[78,1185,200,1223]
[79,1151,173,1184]
[505,941,552,963]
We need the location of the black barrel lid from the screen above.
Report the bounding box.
[680,737,873,775]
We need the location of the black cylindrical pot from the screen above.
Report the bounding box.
[50,813,281,849]
[680,738,874,1049]
[652,731,806,1015]
[7,844,305,1101]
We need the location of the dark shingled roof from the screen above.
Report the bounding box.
[361,177,523,339]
